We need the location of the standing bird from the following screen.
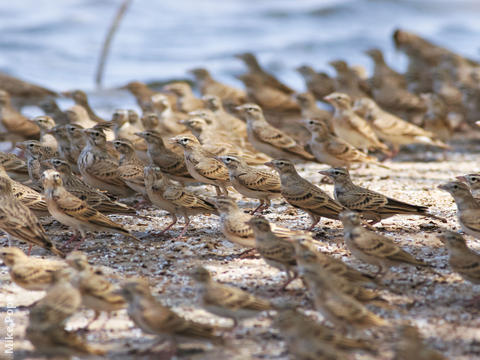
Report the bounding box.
[456,174,480,203]
[39,99,69,125]
[438,181,480,239]
[0,90,40,147]
[172,134,231,195]
[218,155,281,213]
[42,169,138,248]
[247,216,298,290]
[266,159,344,230]
[303,117,387,168]
[45,158,137,216]
[189,266,274,327]
[62,90,105,123]
[294,92,333,132]
[353,97,449,154]
[365,48,407,89]
[0,247,66,291]
[340,211,428,276]
[164,82,203,113]
[296,65,336,102]
[117,279,223,352]
[235,52,294,94]
[113,139,147,196]
[324,92,390,154]
[78,127,135,198]
[236,103,315,162]
[135,130,193,184]
[438,229,480,285]
[66,251,126,329]
[144,166,217,239]
[0,71,57,108]
[394,324,448,360]
[189,68,247,110]
[0,151,29,182]
[320,167,444,224]
[0,176,62,256]
[34,115,58,152]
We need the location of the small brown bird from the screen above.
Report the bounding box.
[291,233,377,286]
[189,266,273,327]
[42,169,138,248]
[0,71,57,108]
[0,166,48,217]
[117,278,223,351]
[438,229,480,285]
[202,94,248,141]
[144,166,217,239]
[303,117,387,168]
[136,130,194,184]
[340,211,428,276]
[113,139,147,196]
[421,93,453,143]
[0,247,66,291]
[48,124,78,171]
[353,97,449,154]
[65,104,98,129]
[266,159,344,230]
[66,251,126,328]
[39,98,69,125]
[274,308,377,356]
[45,158,137,215]
[19,139,57,189]
[235,52,294,94]
[27,267,82,328]
[329,60,371,100]
[65,123,87,164]
[218,155,281,213]
[247,216,298,290]
[173,134,231,195]
[296,65,336,102]
[26,267,106,357]
[394,324,448,360]
[236,103,315,162]
[34,115,58,152]
[438,181,480,239]
[321,167,444,224]
[294,92,333,131]
[365,48,407,89]
[62,89,105,123]
[456,174,480,202]
[0,151,29,182]
[0,91,40,148]
[302,266,388,332]
[324,92,390,154]
[78,127,135,197]
[0,176,62,256]
[164,81,203,113]
[26,326,106,358]
[189,68,247,109]
[214,196,295,250]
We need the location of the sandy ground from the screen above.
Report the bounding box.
[1,134,480,359]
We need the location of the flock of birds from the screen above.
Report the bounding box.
[2,28,480,359]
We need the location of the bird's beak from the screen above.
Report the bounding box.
[318,170,330,176]
[323,95,333,102]
[455,176,467,183]
[437,184,448,191]
[264,161,274,168]
[16,143,26,150]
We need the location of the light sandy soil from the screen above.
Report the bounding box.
[1,134,480,360]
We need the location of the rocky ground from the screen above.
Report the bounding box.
[1,134,480,360]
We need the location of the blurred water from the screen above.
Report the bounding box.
[0,0,479,111]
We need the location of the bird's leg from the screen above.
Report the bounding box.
[281,270,298,291]
[81,310,101,331]
[174,216,190,240]
[73,231,87,251]
[27,244,33,256]
[65,231,79,245]
[158,214,178,235]
[214,186,221,195]
[238,248,258,259]
[251,200,265,215]
[307,215,320,231]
